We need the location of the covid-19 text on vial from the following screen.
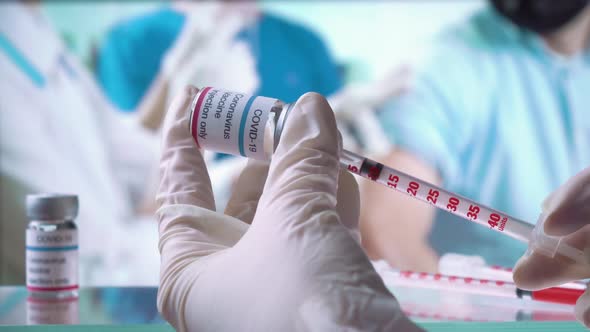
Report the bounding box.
[248,109,263,153]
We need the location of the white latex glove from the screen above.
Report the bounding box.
[156,86,421,331]
[329,66,411,155]
[162,8,259,99]
[161,3,226,75]
[513,167,590,327]
[170,40,259,98]
[329,65,411,119]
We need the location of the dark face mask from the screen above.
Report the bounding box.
[490,0,589,34]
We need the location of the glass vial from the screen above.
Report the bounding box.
[26,194,79,299]
[189,87,293,160]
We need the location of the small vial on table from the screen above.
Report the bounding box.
[26,194,79,299]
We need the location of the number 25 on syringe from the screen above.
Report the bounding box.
[426,189,439,204]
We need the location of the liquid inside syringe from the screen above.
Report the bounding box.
[341,149,534,243]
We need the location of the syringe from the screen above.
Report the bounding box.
[379,269,584,305]
[435,255,587,290]
[190,87,585,264]
[340,149,533,242]
[341,149,588,265]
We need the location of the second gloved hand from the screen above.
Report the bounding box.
[513,167,590,327]
[162,10,259,101]
[156,86,421,331]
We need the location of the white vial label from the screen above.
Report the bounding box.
[26,229,78,292]
[191,87,276,160]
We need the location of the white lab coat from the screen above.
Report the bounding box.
[0,4,159,285]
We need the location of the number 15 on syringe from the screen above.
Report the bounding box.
[341,149,533,243]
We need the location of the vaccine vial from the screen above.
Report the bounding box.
[26,194,79,299]
[189,87,293,160]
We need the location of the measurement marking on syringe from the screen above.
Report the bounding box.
[348,158,510,233]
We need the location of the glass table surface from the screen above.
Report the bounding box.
[0,285,585,331]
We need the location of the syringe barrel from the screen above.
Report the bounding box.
[380,270,517,298]
[340,149,533,243]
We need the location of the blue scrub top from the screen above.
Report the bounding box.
[378,7,590,266]
[97,8,342,111]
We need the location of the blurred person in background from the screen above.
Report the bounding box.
[96,0,343,211]
[0,2,165,285]
[361,0,590,272]
[96,1,343,130]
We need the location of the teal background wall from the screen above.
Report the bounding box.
[42,1,484,83]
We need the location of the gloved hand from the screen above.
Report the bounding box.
[513,167,590,327]
[138,5,258,132]
[162,8,259,100]
[156,86,421,331]
[166,38,259,102]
